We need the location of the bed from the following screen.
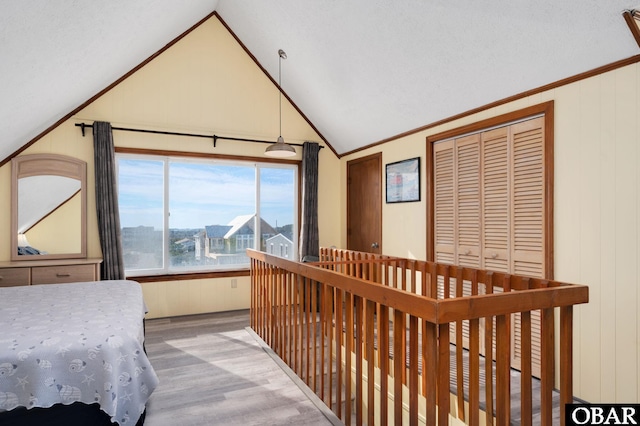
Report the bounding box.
[0,280,158,425]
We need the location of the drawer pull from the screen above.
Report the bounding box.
[56,273,71,277]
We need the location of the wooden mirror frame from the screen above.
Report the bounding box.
[11,154,87,261]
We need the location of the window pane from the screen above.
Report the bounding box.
[117,154,296,276]
[169,162,255,271]
[118,159,164,272]
[260,167,296,260]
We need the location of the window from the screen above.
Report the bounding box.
[117,154,298,276]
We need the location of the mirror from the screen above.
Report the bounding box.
[11,154,87,261]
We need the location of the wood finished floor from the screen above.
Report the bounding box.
[143,310,339,426]
[142,310,569,425]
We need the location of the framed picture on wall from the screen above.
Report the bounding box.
[385,157,420,203]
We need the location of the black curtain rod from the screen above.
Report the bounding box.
[74,122,323,149]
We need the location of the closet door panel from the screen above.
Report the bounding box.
[434,140,456,265]
[510,117,545,277]
[455,134,481,269]
[481,127,510,273]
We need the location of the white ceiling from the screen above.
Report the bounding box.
[1,0,639,161]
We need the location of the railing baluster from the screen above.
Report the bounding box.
[278,269,284,361]
[319,281,326,402]
[424,319,437,425]
[420,262,429,398]
[495,313,511,426]
[469,269,480,426]
[520,309,533,426]
[326,284,334,408]
[267,265,273,347]
[393,308,405,425]
[455,267,465,422]
[312,280,318,393]
[355,295,364,425]
[485,272,495,426]
[305,277,311,385]
[400,261,407,386]
[345,291,353,425]
[409,314,419,426]
[541,307,555,425]
[366,299,376,426]
[379,306,389,426]
[288,272,295,373]
[335,288,343,420]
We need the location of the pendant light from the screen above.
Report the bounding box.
[265,49,296,157]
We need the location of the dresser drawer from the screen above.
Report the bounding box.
[0,268,30,287]
[32,264,97,285]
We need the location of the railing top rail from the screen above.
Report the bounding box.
[248,250,589,323]
[312,259,399,266]
[320,251,580,291]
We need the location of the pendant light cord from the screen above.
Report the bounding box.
[279,53,282,138]
[278,49,286,139]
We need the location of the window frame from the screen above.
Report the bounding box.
[114,147,301,282]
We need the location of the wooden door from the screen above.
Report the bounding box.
[347,153,382,254]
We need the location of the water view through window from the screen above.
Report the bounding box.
[117,155,297,275]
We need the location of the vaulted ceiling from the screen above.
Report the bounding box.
[1,0,639,162]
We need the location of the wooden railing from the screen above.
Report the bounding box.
[248,248,588,426]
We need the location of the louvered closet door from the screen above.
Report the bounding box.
[511,117,545,277]
[456,134,481,268]
[481,127,510,272]
[434,140,455,265]
[510,117,545,376]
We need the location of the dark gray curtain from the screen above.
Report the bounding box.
[299,141,320,261]
[93,121,125,280]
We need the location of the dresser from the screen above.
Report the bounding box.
[0,258,102,287]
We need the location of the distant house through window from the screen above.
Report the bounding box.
[265,233,294,259]
[116,153,298,276]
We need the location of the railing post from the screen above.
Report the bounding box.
[424,320,437,425]
[379,306,390,426]
[495,314,511,426]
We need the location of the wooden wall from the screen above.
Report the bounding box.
[343,62,640,403]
